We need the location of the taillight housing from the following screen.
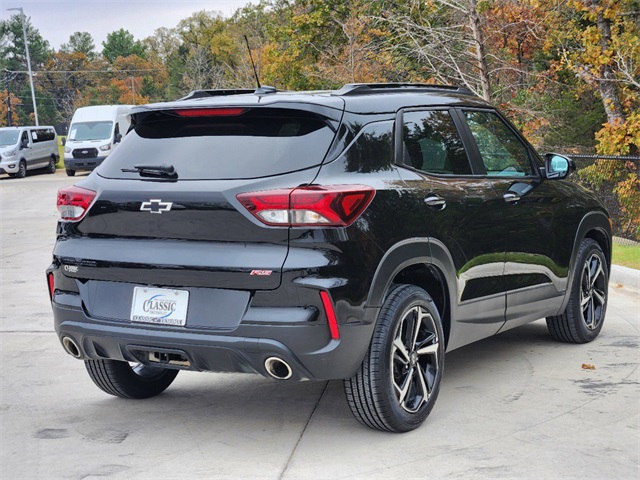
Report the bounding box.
[47,272,55,301]
[57,186,97,221]
[237,185,375,227]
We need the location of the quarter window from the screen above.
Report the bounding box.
[402,110,471,175]
[463,111,533,176]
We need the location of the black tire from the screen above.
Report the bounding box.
[344,284,445,432]
[85,359,179,399]
[15,160,26,178]
[65,168,76,177]
[47,156,57,174]
[546,238,608,343]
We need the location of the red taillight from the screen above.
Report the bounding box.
[237,185,375,227]
[174,108,246,117]
[320,291,340,340]
[57,186,97,221]
[47,272,55,300]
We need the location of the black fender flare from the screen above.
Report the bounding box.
[557,210,612,314]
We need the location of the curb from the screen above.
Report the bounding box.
[610,264,640,290]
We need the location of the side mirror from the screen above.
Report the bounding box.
[544,153,575,180]
[115,133,122,144]
[20,139,29,149]
[61,137,66,146]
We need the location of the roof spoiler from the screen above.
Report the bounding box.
[333,83,475,96]
[179,86,278,101]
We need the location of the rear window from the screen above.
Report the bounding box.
[98,108,338,180]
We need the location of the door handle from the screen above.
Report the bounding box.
[424,195,446,210]
[503,191,520,204]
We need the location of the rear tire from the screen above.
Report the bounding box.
[546,239,608,343]
[15,160,26,178]
[85,359,178,399]
[66,168,76,177]
[344,284,445,432]
[47,156,56,174]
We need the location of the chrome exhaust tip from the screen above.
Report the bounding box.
[61,336,82,359]
[264,357,293,380]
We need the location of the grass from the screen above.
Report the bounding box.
[56,136,65,168]
[612,243,640,270]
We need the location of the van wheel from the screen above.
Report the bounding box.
[15,160,26,178]
[66,168,76,177]
[47,156,57,174]
[85,359,179,399]
[546,239,608,343]
[344,284,445,432]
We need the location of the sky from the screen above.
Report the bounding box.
[1,0,254,50]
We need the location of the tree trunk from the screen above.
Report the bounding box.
[466,0,491,101]
[589,0,625,124]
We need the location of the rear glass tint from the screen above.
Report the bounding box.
[98,108,337,180]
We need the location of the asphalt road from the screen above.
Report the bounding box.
[1,170,638,480]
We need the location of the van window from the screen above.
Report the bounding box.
[0,130,19,146]
[31,128,55,143]
[69,121,114,141]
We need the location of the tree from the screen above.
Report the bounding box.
[61,32,96,60]
[0,14,51,71]
[102,28,146,63]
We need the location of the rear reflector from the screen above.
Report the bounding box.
[57,186,97,221]
[47,273,55,300]
[320,291,340,340]
[237,185,375,227]
[174,108,246,117]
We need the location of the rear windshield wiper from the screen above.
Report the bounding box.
[121,164,178,179]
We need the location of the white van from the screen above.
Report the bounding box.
[0,126,59,178]
[63,105,133,176]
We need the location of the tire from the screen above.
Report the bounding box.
[66,168,76,176]
[546,239,608,343]
[47,156,56,174]
[344,284,445,432]
[15,160,26,178]
[85,359,179,399]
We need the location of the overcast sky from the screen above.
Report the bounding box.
[2,0,253,50]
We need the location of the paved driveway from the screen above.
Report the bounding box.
[1,171,638,479]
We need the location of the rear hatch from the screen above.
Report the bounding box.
[54,99,344,325]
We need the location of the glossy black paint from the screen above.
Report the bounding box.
[48,88,611,381]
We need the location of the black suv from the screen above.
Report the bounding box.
[47,84,611,432]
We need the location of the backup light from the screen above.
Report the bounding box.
[237,185,375,227]
[57,186,97,221]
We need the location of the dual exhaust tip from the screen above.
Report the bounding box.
[63,336,294,380]
[264,356,293,380]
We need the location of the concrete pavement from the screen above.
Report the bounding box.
[1,170,638,479]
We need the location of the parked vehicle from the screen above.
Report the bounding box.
[0,126,58,178]
[63,105,133,176]
[47,84,611,432]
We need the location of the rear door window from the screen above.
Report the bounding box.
[98,108,338,180]
[402,110,472,175]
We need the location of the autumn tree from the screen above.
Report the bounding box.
[102,29,147,63]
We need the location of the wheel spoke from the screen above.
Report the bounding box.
[590,259,603,288]
[416,342,439,357]
[393,337,410,364]
[415,367,430,408]
[581,293,591,308]
[394,366,414,406]
[593,289,606,307]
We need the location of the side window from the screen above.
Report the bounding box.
[21,131,29,145]
[402,110,471,175]
[463,111,533,176]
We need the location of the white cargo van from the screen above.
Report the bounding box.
[0,126,59,178]
[63,105,133,176]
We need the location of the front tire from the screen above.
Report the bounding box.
[65,168,76,177]
[85,359,178,399]
[546,238,608,343]
[15,160,26,178]
[344,285,445,432]
[46,156,57,174]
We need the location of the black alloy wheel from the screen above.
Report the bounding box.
[344,284,444,432]
[547,239,608,343]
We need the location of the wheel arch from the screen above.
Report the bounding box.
[366,238,457,348]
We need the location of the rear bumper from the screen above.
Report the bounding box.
[51,298,375,381]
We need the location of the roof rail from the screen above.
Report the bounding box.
[333,83,475,96]
[179,89,255,101]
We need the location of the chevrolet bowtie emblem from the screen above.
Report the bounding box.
[140,199,173,214]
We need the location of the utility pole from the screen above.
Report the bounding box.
[7,7,38,126]
[131,77,135,105]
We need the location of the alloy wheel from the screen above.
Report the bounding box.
[580,253,606,331]
[391,305,440,413]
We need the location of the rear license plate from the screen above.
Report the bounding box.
[130,287,189,326]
